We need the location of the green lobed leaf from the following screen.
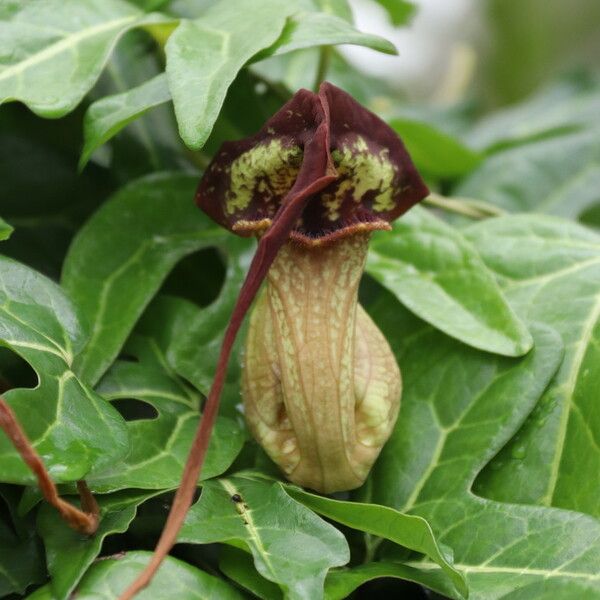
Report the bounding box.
[367,288,600,598]
[467,77,600,152]
[264,11,397,58]
[366,206,533,356]
[179,474,350,600]
[87,358,244,492]
[455,129,600,220]
[0,0,173,117]
[390,118,482,179]
[166,0,396,149]
[286,486,467,598]
[0,256,128,484]
[37,490,160,600]
[131,236,253,418]
[27,551,244,600]
[80,72,171,170]
[325,563,459,600]
[466,216,600,517]
[61,173,227,387]
[219,545,282,600]
[0,485,45,597]
[75,0,396,156]
[220,544,461,600]
[92,29,183,181]
[165,0,293,149]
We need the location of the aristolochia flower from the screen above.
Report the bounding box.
[119,83,427,599]
[197,83,428,492]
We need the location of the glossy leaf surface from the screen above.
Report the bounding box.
[27,551,244,600]
[467,216,600,517]
[88,359,244,492]
[367,206,533,356]
[80,73,172,169]
[368,290,600,598]
[62,173,226,386]
[37,490,160,600]
[165,0,292,149]
[0,256,128,484]
[287,486,467,597]
[179,474,349,600]
[0,0,170,117]
[266,11,397,57]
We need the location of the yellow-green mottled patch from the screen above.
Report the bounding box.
[321,136,397,220]
[225,140,302,216]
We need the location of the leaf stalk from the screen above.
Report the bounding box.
[0,397,99,535]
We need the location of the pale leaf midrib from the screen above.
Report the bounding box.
[537,161,600,213]
[409,560,600,581]
[219,479,278,581]
[367,253,524,348]
[503,256,600,290]
[544,290,600,504]
[0,15,138,84]
[94,412,195,480]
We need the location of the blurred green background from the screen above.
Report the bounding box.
[345,0,600,107]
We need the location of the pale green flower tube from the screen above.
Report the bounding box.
[243,233,401,493]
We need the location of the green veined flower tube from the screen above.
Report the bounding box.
[244,233,401,492]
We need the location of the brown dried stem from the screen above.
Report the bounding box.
[0,396,99,535]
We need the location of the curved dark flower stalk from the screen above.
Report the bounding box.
[0,397,99,534]
[120,82,428,599]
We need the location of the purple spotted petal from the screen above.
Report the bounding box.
[196,82,428,245]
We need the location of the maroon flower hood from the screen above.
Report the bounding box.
[196,82,428,245]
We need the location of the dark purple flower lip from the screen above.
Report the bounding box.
[196,82,428,246]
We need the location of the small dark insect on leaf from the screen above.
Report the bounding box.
[231,494,243,503]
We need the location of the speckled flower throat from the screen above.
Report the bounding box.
[196,82,428,491]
